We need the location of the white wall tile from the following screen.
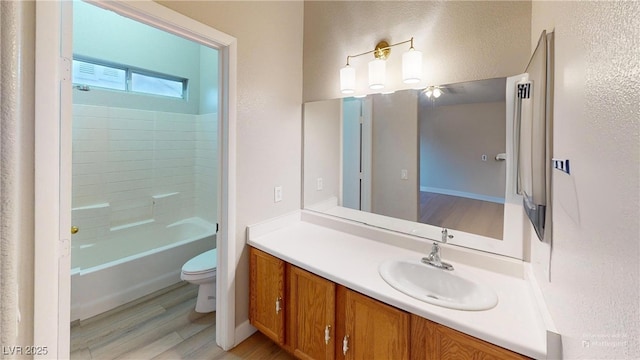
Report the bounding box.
[74,140,108,152]
[108,150,154,162]
[72,104,217,233]
[110,197,152,212]
[73,128,108,141]
[104,160,153,173]
[154,140,193,150]
[110,205,153,226]
[108,140,154,151]
[73,104,109,117]
[73,151,107,164]
[104,169,153,184]
[109,118,154,130]
[74,116,109,129]
[73,194,108,208]
[105,178,153,194]
[109,107,155,120]
[109,129,154,141]
[73,162,104,176]
[154,130,195,141]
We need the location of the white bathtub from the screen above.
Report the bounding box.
[71,217,215,321]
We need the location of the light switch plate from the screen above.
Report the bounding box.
[274,186,283,203]
[401,169,408,180]
[316,177,323,191]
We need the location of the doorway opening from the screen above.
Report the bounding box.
[34,1,237,356]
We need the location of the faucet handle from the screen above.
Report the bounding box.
[441,228,454,243]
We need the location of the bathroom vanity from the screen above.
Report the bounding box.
[247,211,558,359]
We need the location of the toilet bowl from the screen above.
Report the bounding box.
[181,248,217,313]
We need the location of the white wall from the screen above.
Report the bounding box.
[342,98,363,210]
[156,0,304,327]
[199,46,220,114]
[531,2,640,358]
[195,112,218,224]
[419,101,506,200]
[371,92,418,222]
[303,1,531,101]
[303,99,341,208]
[73,0,217,115]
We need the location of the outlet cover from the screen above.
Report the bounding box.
[274,186,283,203]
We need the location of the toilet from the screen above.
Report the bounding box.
[181,248,217,313]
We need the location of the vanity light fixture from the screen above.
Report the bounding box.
[424,85,442,98]
[340,37,422,94]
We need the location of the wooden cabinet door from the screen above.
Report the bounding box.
[249,247,286,345]
[337,286,410,360]
[410,315,530,360]
[288,264,336,360]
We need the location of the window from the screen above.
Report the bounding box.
[72,58,188,99]
[72,60,126,91]
[131,72,185,98]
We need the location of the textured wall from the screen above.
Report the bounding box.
[0,0,35,351]
[531,2,640,358]
[156,1,304,328]
[303,1,531,101]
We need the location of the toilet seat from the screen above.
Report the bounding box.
[182,249,217,275]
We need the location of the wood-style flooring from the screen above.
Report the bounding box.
[419,192,504,240]
[71,282,294,360]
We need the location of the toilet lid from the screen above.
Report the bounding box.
[182,249,217,275]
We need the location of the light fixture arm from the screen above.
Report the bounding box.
[344,37,415,65]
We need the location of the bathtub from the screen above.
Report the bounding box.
[70,217,216,321]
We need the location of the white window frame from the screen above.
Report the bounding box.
[72,57,189,99]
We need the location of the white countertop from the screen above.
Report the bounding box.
[247,213,549,359]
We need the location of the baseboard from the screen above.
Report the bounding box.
[420,186,504,204]
[234,319,257,347]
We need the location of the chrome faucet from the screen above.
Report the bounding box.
[421,228,454,271]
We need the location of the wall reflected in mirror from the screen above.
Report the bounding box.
[303,77,511,243]
[418,78,506,239]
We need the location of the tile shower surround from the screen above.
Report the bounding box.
[72,104,217,246]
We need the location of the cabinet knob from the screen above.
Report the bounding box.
[342,335,349,355]
[324,325,331,345]
[71,226,79,234]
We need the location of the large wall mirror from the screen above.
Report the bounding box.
[303,76,529,258]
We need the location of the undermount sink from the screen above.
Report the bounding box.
[378,259,498,311]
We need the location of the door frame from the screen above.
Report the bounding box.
[34,1,238,357]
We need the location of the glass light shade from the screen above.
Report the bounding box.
[433,88,442,98]
[425,89,433,97]
[340,65,355,94]
[368,59,386,90]
[402,48,422,84]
